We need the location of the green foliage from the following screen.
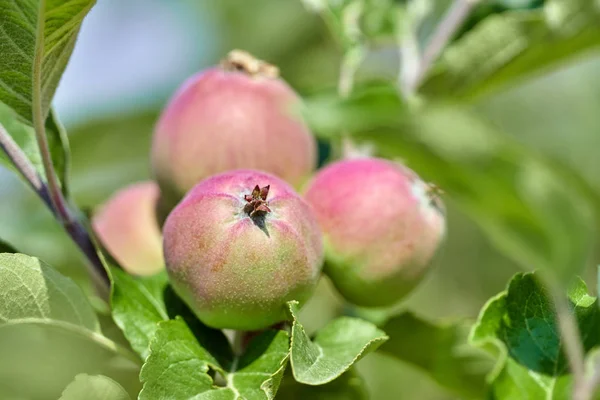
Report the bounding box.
[59,374,131,400]
[0,0,95,123]
[110,268,169,359]
[379,313,492,399]
[0,103,70,192]
[0,253,100,330]
[471,271,600,398]
[0,0,94,192]
[0,253,140,398]
[0,1,599,399]
[287,301,388,385]
[109,266,233,365]
[421,0,600,100]
[139,318,289,400]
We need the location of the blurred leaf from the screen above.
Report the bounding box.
[59,374,131,400]
[0,238,17,253]
[0,253,99,331]
[302,0,403,48]
[0,253,140,398]
[0,320,141,399]
[0,102,70,193]
[306,84,596,279]
[139,318,289,400]
[211,0,339,90]
[471,271,600,398]
[68,109,158,207]
[0,0,95,123]
[277,368,369,399]
[287,301,388,385]
[378,313,492,399]
[421,0,600,100]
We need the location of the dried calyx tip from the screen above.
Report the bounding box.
[221,50,280,78]
[426,183,445,214]
[243,184,271,217]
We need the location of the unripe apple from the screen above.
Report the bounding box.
[163,169,323,330]
[304,158,445,307]
[92,182,164,276]
[151,50,317,214]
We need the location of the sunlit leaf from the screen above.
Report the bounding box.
[0,253,140,398]
[139,318,289,400]
[287,301,388,385]
[471,271,600,398]
[109,266,232,363]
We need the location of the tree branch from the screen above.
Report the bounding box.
[0,122,109,297]
[0,123,53,209]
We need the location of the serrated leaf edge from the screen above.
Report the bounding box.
[286,300,389,385]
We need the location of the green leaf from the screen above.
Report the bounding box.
[109,265,232,363]
[0,102,70,192]
[420,0,600,100]
[287,300,388,385]
[0,253,141,398]
[276,368,369,400]
[0,0,95,123]
[378,313,493,399]
[306,86,596,279]
[0,252,99,331]
[59,374,131,400]
[0,238,17,253]
[0,0,90,193]
[110,267,169,359]
[471,271,600,398]
[139,318,289,400]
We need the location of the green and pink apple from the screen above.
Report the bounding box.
[304,158,446,307]
[92,181,164,276]
[151,50,317,216]
[162,169,323,330]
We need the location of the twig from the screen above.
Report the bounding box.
[30,2,109,296]
[577,358,600,400]
[403,0,478,94]
[0,123,53,209]
[550,285,586,399]
[0,123,109,297]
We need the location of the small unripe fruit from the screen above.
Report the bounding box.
[304,158,445,307]
[151,50,317,213]
[163,169,323,330]
[92,182,163,276]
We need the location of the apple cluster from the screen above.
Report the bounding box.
[92,50,446,330]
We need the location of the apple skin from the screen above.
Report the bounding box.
[151,54,317,215]
[92,181,164,276]
[163,169,324,330]
[304,158,446,307]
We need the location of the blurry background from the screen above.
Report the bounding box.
[0,0,598,398]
